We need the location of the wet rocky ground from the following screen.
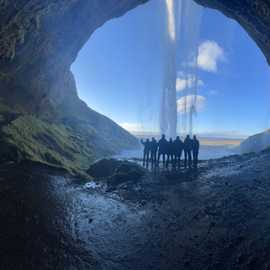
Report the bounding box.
[1,150,270,270]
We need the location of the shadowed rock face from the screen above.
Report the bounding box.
[0,0,147,110]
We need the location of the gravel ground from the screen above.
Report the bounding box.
[0,151,270,270]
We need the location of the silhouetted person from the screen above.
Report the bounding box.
[174,136,184,168]
[192,135,200,168]
[166,138,175,167]
[158,134,168,165]
[141,139,151,166]
[150,137,158,165]
[184,135,192,169]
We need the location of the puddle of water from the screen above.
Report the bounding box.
[84,181,100,189]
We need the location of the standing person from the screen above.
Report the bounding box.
[141,139,151,166]
[158,134,168,165]
[174,136,184,168]
[184,135,192,169]
[150,137,158,165]
[167,138,175,168]
[192,135,200,168]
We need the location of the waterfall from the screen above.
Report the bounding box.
[160,0,178,138]
[160,0,203,137]
[178,0,203,136]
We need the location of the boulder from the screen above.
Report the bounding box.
[87,159,146,186]
[112,162,146,182]
[87,159,122,178]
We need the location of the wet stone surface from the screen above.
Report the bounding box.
[1,151,270,270]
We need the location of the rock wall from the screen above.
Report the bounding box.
[0,0,147,109]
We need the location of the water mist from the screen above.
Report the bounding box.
[160,0,203,137]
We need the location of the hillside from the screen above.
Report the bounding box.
[0,99,139,175]
[240,130,270,154]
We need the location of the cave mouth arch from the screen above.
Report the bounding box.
[72,0,270,159]
[0,0,270,171]
[1,3,270,269]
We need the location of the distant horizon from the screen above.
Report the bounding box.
[127,131,245,147]
[126,130,247,140]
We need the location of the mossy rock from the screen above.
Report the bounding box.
[113,162,146,182]
[0,115,95,175]
[87,159,146,188]
[87,159,122,178]
[0,98,139,176]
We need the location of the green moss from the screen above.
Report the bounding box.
[1,115,96,175]
[0,98,138,177]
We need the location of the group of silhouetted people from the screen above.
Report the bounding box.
[141,134,200,169]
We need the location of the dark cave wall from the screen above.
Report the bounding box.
[0,0,269,111]
[0,0,148,111]
[0,0,270,113]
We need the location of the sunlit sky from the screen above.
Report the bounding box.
[71,0,270,138]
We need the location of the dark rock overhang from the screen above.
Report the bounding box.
[0,1,269,104]
[0,1,269,83]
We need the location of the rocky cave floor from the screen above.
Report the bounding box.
[1,151,270,270]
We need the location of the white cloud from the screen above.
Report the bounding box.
[119,122,143,132]
[177,95,206,114]
[176,76,204,92]
[197,41,225,72]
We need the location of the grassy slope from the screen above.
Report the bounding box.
[0,98,139,175]
[1,115,96,174]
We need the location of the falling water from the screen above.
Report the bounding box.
[160,0,177,138]
[160,0,203,137]
[178,0,203,136]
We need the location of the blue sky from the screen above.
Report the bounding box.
[71,0,270,138]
